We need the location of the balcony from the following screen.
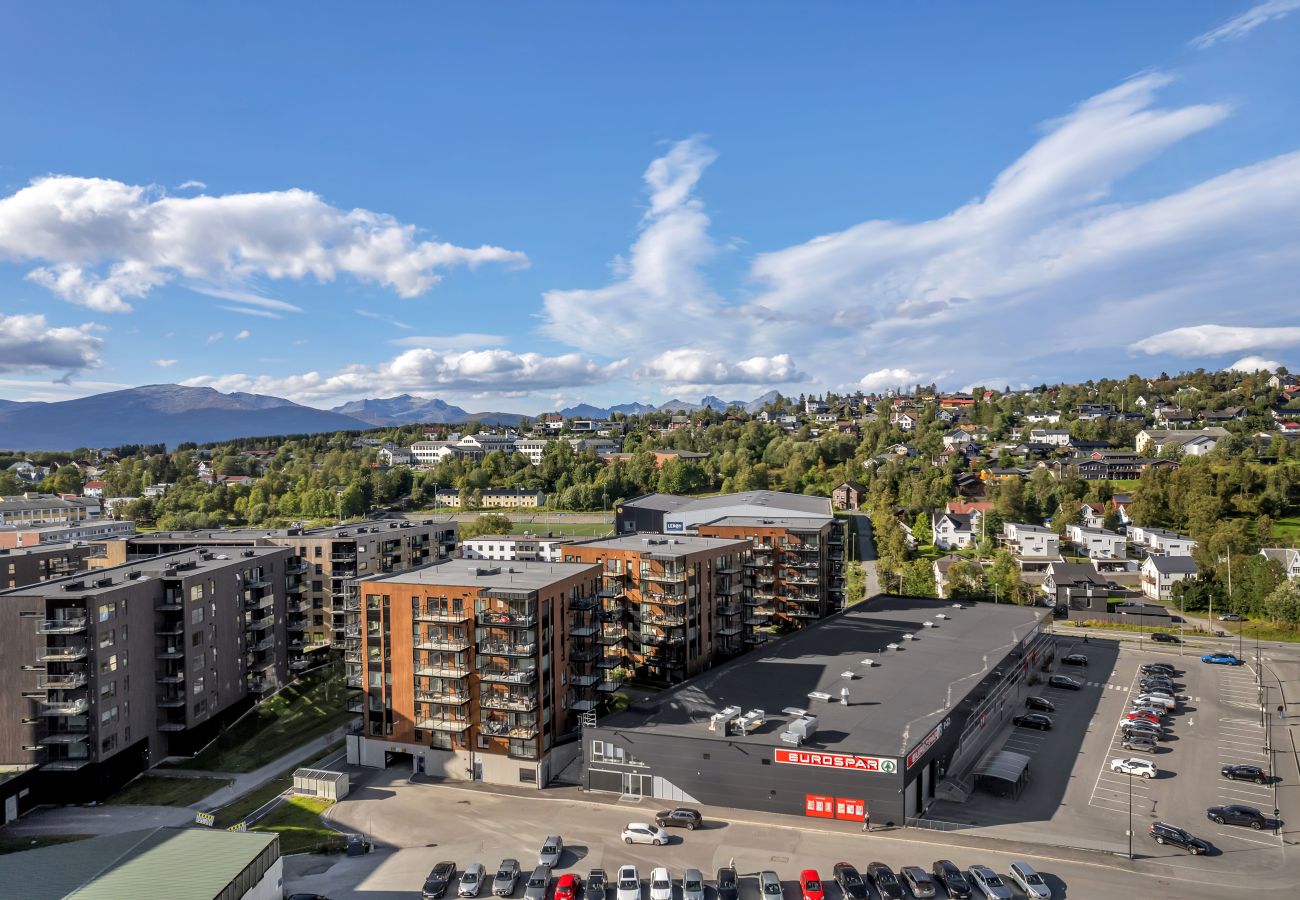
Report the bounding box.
[718,581,744,595]
[416,690,470,705]
[717,562,743,575]
[42,758,91,771]
[569,646,598,663]
[476,611,536,628]
[158,695,186,708]
[645,592,686,607]
[40,697,89,716]
[247,678,270,693]
[478,640,537,658]
[598,627,625,645]
[156,672,185,684]
[480,719,537,740]
[286,581,308,595]
[39,732,88,745]
[643,570,687,584]
[156,646,185,660]
[598,585,625,599]
[330,551,358,563]
[38,672,87,690]
[247,636,275,652]
[155,622,184,637]
[716,603,743,617]
[245,593,275,612]
[596,677,624,692]
[37,617,88,634]
[571,672,600,688]
[570,623,597,637]
[570,595,597,611]
[156,593,183,611]
[415,609,471,623]
[634,611,685,627]
[414,637,470,652]
[480,691,538,712]
[418,716,471,733]
[246,614,275,632]
[478,666,536,685]
[286,559,309,575]
[414,664,470,679]
[717,624,743,636]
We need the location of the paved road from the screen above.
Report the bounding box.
[286,769,1285,899]
[848,513,880,598]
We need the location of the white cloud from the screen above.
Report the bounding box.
[1190,0,1300,49]
[859,367,923,392]
[190,285,303,313]
[182,348,626,405]
[1229,355,1283,372]
[1130,324,1300,356]
[635,349,803,386]
[356,308,414,330]
[206,331,223,343]
[540,137,728,357]
[0,312,104,374]
[234,330,251,340]
[154,358,178,368]
[220,305,282,319]
[0,177,528,312]
[390,332,508,348]
[177,180,207,191]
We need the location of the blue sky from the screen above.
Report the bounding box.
[2,1,1299,412]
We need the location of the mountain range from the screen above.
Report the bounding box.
[0,385,789,451]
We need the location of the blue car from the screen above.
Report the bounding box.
[1201,652,1243,666]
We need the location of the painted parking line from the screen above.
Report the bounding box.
[1214,831,1280,848]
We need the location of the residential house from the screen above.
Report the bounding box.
[1128,526,1196,557]
[1029,428,1072,447]
[480,489,546,509]
[1154,408,1197,429]
[377,446,413,467]
[1202,406,1247,424]
[932,512,975,550]
[1044,561,1109,599]
[1023,412,1062,424]
[890,411,917,431]
[1002,522,1059,558]
[1079,502,1107,530]
[1268,373,1298,391]
[539,413,565,432]
[1140,555,1198,601]
[221,475,254,487]
[831,481,867,511]
[932,554,966,598]
[1135,427,1230,457]
[514,438,552,466]
[462,534,574,563]
[1260,548,1300,579]
[1066,525,1126,560]
[82,481,106,498]
[142,483,171,498]
[941,429,974,449]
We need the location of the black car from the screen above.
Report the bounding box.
[1048,675,1081,690]
[425,862,459,900]
[1151,632,1181,643]
[1062,653,1089,666]
[1122,722,1166,741]
[585,871,607,900]
[1140,664,1176,676]
[1013,713,1053,731]
[655,807,702,830]
[715,868,739,900]
[1024,696,1055,712]
[1149,822,1209,854]
[287,895,334,900]
[1141,676,1176,688]
[930,860,972,899]
[1207,805,1267,830]
[1221,765,1269,785]
[832,863,869,900]
[865,863,903,900]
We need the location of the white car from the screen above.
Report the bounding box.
[682,869,704,900]
[1110,757,1157,778]
[1008,861,1051,900]
[621,822,669,845]
[1134,694,1176,710]
[459,863,486,898]
[616,867,640,900]
[967,865,1012,900]
[649,868,672,900]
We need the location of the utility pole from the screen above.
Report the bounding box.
[1127,770,1134,860]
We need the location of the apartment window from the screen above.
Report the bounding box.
[191,631,202,647]
[192,651,205,672]
[192,675,205,695]
[100,655,117,674]
[430,732,452,750]
[98,629,114,649]
[194,699,208,717]
[97,603,114,623]
[190,606,204,625]
[100,681,116,698]
[101,734,117,754]
[314,546,322,558]
[100,706,118,725]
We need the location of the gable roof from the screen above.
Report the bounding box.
[1145,555,1199,575]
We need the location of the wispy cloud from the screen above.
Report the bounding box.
[1190,0,1300,49]
[190,285,303,314]
[390,332,508,348]
[634,349,803,387]
[1229,355,1283,372]
[153,358,177,368]
[234,329,251,340]
[176,179,207,191]
[220,305,282,319]
[355,308,414,330]
[206,331,224,344]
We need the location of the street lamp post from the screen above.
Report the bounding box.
[1127,769,1134,860]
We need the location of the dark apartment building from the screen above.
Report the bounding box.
[0,547,293,801]
[347,558,600,788]
[1,542,96,590]
[90,519,458,683]
[561,534,751,686]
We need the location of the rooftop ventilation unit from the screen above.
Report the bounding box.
[952,603,964,609]
[780,707,808,716]
[936,613,949,620]
[903,633,915,640]
[886,642,901,651]
[922,621,935,628]
[840,687,851,705]
[61,581,86,592]
[860,658,875,667]
[780,714,818,745]
[95,577,113,588]
[840,670,856,679]
[807,691,832,702]
[709,706,741,731]
[734,708,766,735]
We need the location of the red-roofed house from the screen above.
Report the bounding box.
[83,480,107,498]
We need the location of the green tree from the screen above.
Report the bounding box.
[901,558,936,597]
[461,513,515,538]
[912,512,932,545]
[1264,578,1300,625]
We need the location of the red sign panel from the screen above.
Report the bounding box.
[834,797,866,821]
[775,749,898,774]
[906,717,950,770]
[804,793,835,818]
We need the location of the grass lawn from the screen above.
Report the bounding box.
[250,796,338,854]
[1272,516,1300,540]
[0,834,90,855]
[508,521,612,536]
[107,775,231,807]
[212,740,344,830]
[170,666,356,773]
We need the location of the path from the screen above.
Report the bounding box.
[849,512,881,597]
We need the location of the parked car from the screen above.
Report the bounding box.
[585,870,608,900]
[538,837,563,868]
[1111,757,1157,778]
[1008,862,1051,900]
[622,823,669,845]
[649,869,672,900]
[555,875,582,900]
[831,863,868,900]
[425,863,459,900]
[1048,675,1081,690]
[524,868,552,900]
[1207,805,1266,829]
[1024,696,1055,712]
[1062,654,1088,667]
[759,871,783,900]
[1121,722,1166,741]
[1125,711,1162,725]
[715,868,738,900]
[494,861,521,897]
[1149,821,1209,854]
[1221,764,1269,784]
[655,808,702,831]
[1134,694,1177,710]
[865,863,903,900]
[1012,713,1053,731]
[900,866,936,898]
[1150,632,1180,643]
[1122,736,1159,754]
[799,870,824,900]
[460,864,486,898]
[681,869,704,900]
[1141,663,1176,675]
[1202,652,1243,666]
[930,860,973,899]
[967,865,1013,900]
[1140,681,1176,695]
[1218,613,1242,621]
[616,867,640,900]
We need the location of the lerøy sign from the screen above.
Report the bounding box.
[774,749,898,774]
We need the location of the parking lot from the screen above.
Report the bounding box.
[927,637,1292,879]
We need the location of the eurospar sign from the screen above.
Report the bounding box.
[774,749,898,774]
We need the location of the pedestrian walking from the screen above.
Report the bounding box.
[861,812,871,833]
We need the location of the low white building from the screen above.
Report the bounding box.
[1260,547,1300,579]
[514,438,552,466]
[378,446,413,466]
[1029,428,1072,447]
[1141,554,1198,601]
[1135,427,1230,457]
[1128,526,1196,556]
[1067,525,1127,560]
[462,534,573,562]
[1002,522,1059,558]
[932,512,975,550]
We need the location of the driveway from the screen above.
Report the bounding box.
[848,513,880,598]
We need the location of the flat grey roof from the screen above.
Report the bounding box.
[364,557,598,590]
[675,490,832,517]
[600,596,1044,757]
[572,534,750,555]
[0,541,84,557]
[0,547,289,597]
[463,534,575,543]
[702,515,832,530]
[128,519,454,543]
[620,493,693,513]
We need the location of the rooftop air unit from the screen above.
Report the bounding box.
[780,714,819,745]
[709,706,741,732]
[734,708,766,735]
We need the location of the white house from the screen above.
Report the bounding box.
[1024,412,1062,424]
[1067,525,1127,560]
[1135,427,1229,457]
[378,446,413,467]
[1141,555,1198,601]
[1002,522,1059,558]
[514,438,552,466]
[932,512,975,550]
[462,534,572,562]
[411,440,455,466]
[1128,526,1196,556]
[1029,428,1072,447]
[1079,502,1107,530]
[942,430,973,449]
[1260,548,1300,579]
[891,412,917,431]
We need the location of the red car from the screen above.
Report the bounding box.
[800,870,825,900]
[555,874,582,900]
[1126,712,1160,725]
